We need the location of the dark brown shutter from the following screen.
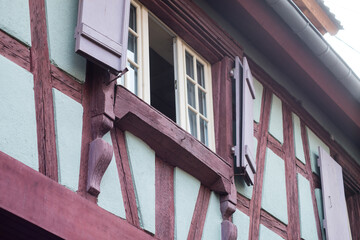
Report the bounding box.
[75,0,130,74]
[318,147,352,240]
[233,56,256,186]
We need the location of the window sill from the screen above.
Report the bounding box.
[114,86,232,194]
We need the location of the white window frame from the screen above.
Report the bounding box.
[122,0,215,150]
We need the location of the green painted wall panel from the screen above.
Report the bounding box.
[45,0,86,82]
[306,127,330,175]
[297,173,318,240]
[253,77,263,123]
[53,89,83,191]
[232,209,250,240]
[259,224,284,240]
[125,132,155,234]
[97,132,126,219]
[268,94,283,143]
[201,192,222,240]
[235,137,257,199]
[292,113,306,164]
[261,148,288,224]
[174,167,201,240]
[0,0,31,46]
[315,188,325,240]
[0,55,38,170]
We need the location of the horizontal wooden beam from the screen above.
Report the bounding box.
[0,151,154,240]
[114,86,232,194]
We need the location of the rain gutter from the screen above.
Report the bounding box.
[265,0,360,102]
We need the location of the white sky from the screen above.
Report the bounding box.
[323,0,360,77]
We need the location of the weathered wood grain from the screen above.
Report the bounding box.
[236,193,250,216]
[0,30,30,71]
[187,185,211,240]
[282,104,300,240]
[114,86,232,194]
[260,210,287,239]
[155,156,175,240]
[111,129,140,228]
[29,0,58,180]
[0,151,154,240]
[346,194,360,240]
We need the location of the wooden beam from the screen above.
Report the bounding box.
[114,86,232,194]
[29,0,58,180]
[0,151,155,240]
[293,0,339,35]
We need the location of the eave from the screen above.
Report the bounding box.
[207,0,360,147]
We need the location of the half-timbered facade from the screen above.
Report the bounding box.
[0,0,359,239]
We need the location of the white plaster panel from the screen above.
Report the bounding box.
[233,209,250,240]
[201,192,222,240]
[268,94,283,143]
[306,127,330,175]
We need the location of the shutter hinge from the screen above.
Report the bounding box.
[174,80,178,90]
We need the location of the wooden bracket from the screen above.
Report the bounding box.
[221,220,237,240]
[220,201,236,220]
[87,138,113,196]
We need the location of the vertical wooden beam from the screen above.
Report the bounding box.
[29,0,58,180]
[282,104,300,239]
[187,185,211,240]
[155,156,175,240]
[249,89,272,240]
[346,194,360,240]
[112,129,140,228]
[211,56,233,164]
[300,121,323,240]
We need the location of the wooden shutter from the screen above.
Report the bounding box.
[233,56,256,186]
[75,0,130,74]
[318,147,352,240]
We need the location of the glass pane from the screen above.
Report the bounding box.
[127,63,138,95]
[187,80,196,108]
[129,5,136,32]
[198,89,207,117]
[185,52,194,79]
[200,118,208,146]
[127,33,137,63]
[188,109,197,138]
[196,61,205,88]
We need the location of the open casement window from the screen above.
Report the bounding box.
[233,56,256,186]
[75,0,130,74]
[318,147,352,240]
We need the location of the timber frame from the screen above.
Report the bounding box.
[0,0,359,239]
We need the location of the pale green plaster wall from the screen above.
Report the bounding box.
[259,224,285,240]
[53,89,83,191]
[268,94,284,144]
[292,113,306,164]
[315,188,325,240]
[253,77,263,123]
[261,148,288,224]
[194,0,360,165]
[201,192,222,240]
[233,209,250,240]
[125,131,155,234]
[97,132,126,219]
[0,55,38,170]
[45,0,86,82]
[297,174,318,240]
[235,137,257,199]
[174,167,201,240]
[0,0,31,46]
[306,127,330,175]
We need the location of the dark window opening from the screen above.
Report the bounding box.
[149,16,176,122]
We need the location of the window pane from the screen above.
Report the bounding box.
[187,80,196,108]
[188,109,197,138]
[196,61,205,88]
[198,89,207,117]
[128,33,137,63]
[185,52,194,79]
[127,63,138,95]
[129,5,136,32]
[200,118,208,146]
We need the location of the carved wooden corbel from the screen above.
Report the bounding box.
[86,63,116,197]
[220,175,238,240]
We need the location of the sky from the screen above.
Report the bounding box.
[323,0,360,78]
